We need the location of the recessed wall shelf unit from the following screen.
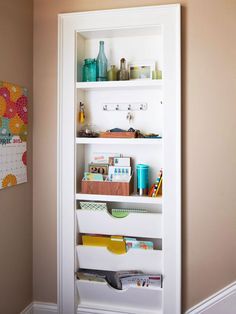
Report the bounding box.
[58,4,181,314]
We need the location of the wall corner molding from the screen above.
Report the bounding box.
[185,281,236,314]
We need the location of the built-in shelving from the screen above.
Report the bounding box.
[76,80,162,91]
[58,5,181,314]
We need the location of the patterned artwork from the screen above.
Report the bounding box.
[0,81,28,189]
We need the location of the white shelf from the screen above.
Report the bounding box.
[76,193,162,204]
[76,80,162,90]
[76,137,162,145]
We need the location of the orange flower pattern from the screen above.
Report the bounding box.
[2,174,17,188]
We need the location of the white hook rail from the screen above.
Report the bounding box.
[102,102,148,111]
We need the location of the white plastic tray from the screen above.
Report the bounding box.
[77,280,162,314]
[76,245,162,273]
[76,209,162,238]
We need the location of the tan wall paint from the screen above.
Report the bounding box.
[33,0,236,311]
[0,0,33,313]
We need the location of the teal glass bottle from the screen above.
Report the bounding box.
[96,41,107,81]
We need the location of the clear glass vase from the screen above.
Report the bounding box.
[96,41,108,81]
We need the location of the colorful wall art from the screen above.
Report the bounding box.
[0,81,28,189]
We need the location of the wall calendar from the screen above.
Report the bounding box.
[0,81,27,189]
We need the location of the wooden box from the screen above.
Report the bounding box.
[81,175,134,196]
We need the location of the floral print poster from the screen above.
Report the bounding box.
[0,81,27,189]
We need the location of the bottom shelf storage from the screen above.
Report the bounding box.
[77,280,162,314]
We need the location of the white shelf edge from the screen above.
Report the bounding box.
[76,80,162,90]
[76,193,162,204]
[77,304,162,314]
[76,137,162,145]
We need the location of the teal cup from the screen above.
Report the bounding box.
[136,164,149,196]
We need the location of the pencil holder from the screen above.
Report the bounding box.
[136,164,149,196]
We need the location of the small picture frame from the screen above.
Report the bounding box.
[89,163,109,175]
[128,61,155,80]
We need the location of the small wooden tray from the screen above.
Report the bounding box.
[99,132,137,138]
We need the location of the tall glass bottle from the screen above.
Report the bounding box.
[117,58,129,80]
[96,41,107,81]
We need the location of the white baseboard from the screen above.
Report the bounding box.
[21,302,58,314]
[21,283,236,314]
[186,281,236,314]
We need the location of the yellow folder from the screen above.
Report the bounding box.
[82,235,126,254]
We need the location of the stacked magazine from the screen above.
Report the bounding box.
[76,269,162,290]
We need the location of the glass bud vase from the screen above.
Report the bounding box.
[96,41,108,81]
[117,58,129,80]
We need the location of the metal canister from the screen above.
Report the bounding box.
[136,164,149,196]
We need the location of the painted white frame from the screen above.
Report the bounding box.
[58,4,181,314]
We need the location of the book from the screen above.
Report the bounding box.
[124,237,154,251]
[80,202,107,211]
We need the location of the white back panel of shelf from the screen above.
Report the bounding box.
[77,88,163,135]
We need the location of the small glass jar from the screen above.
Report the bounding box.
[107,65,117,81]
[82,58,96,82]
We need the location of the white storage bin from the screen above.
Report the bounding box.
[76,245,162,273]
[76,209,162,238]
[77,280,162,314]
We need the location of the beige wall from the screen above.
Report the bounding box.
[33,0,236,311]
[0,1,33,313]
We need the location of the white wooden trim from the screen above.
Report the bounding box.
[186,281,236,314]
[21,302,58,314]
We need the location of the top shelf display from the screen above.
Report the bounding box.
[76,80,162,91]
